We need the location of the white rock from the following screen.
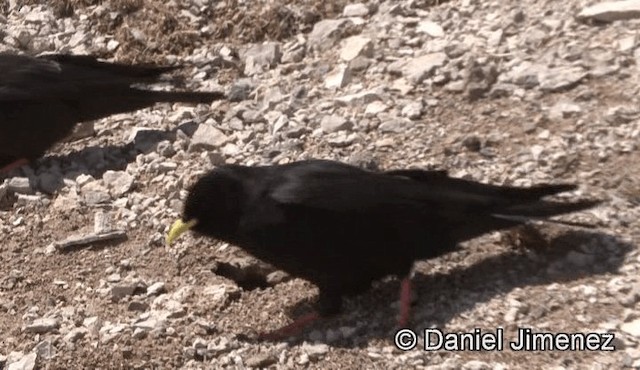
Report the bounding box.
[342,3,370,17]
[0,181,7,202]
[487,29,503,47]
[379,119,415,133]
[549,101,582,120]
[81,182,111,205]
[539,66,588,92]
[577,0,640,22]
[321,115,352,133]
[146,282,166,296]
[202,284,240,304]
[530,145,545,161]
[364,101,388,116]
[64,327,89,343]
[391,78,414,94]
[7,178,32,194]
[7,352,36,370]
[106,273,121,283]
[325,64,352,89]
[93,211,112,234]
[34,340,55,360]
[309,19,350,51]
[402,101,424,120]
[243,42,282,75]
[417,20,444,37]
[133,315,165,331]
[111,281,144,301]
[328,133,358,147]
[619,35,637,52]
[334,89,383,105]
[301,343,329,360]
[106,39,119,51]
[75,174,94,187]
[128,127,167,152]
[340,36,373,61]
[403,53,447,84]
[103,171,134,197]
[621,319,640,337]
[24,318,59,334]
[190,124,229,149]
[83,316,102,334]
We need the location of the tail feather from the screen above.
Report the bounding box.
[386,168,580,201]
[491,199,601,229]
[39,54,181,79]
[497,199,601,218]
[387,168,602,242]
[461,183,579,202]
[508,184,578,199]
[491,214,598,228]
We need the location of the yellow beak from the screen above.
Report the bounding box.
[166,219,198,245]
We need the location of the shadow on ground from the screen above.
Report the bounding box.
[242,229,633,347]
[0,121,201,198]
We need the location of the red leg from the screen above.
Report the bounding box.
[0,158,29,174]
[398,277,412,327]
[258,312,320,340]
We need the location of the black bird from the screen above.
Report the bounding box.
[0,53,225,173]
[166,159,600,339]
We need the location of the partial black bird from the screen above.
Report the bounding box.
[166,159,600,339]
[0,53,225,173]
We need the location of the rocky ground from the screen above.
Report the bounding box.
[1,0,640,368]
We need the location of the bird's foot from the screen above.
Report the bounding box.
[0,158,29,174]
[397,277,412,327]
[258,312,320,340]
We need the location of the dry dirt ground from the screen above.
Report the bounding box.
[1,0,640,369]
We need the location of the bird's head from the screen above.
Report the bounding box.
[166,168,245,245]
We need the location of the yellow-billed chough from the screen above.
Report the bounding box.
[0,53,225,173]
[167,159,600,339]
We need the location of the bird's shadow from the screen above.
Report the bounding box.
[248,229,633,347]
[1,120,200,197]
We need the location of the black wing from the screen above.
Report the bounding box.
[0,53,179,101]
[384,168,579,201]
[267,160,596,219]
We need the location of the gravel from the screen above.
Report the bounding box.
[1,0,640,368]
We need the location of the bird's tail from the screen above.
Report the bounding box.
[40,53,181,79]
[491,184,580,201]
[388,169,583,202]
[491,199,601,227]
[40,54,227,102]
